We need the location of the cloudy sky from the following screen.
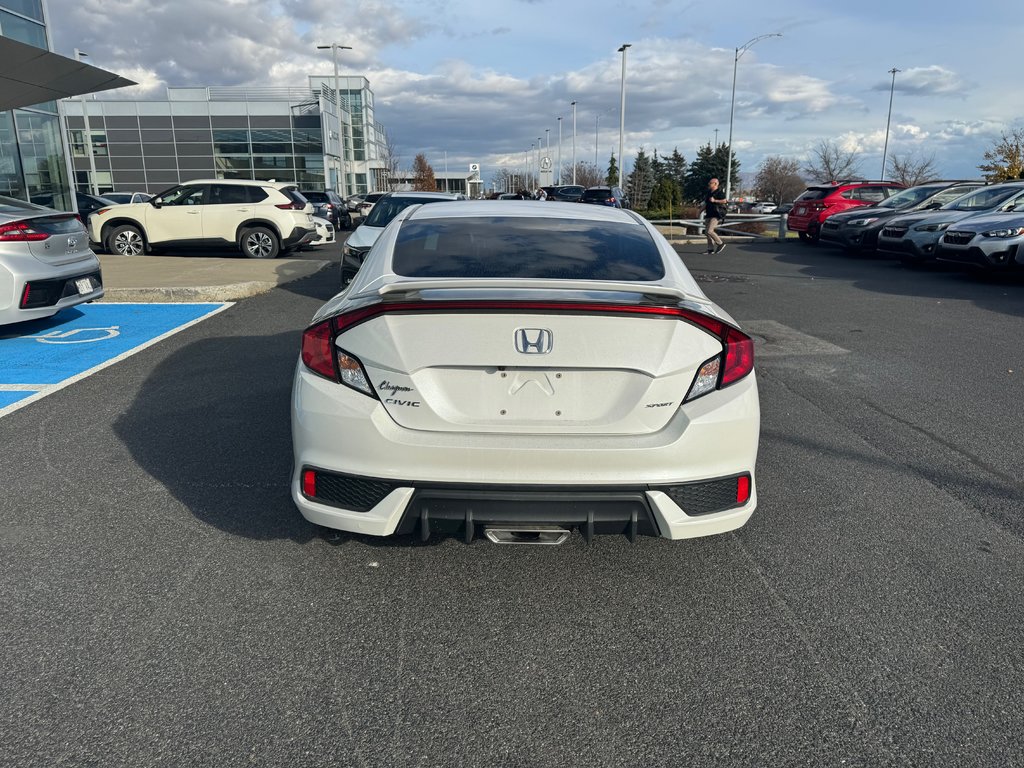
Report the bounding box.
[49,0,1021,185]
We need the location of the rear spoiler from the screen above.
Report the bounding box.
[377,278,692,303]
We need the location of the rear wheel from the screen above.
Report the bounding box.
[107,224,145,256]
[240,227,279,259]
[799,230,819,243]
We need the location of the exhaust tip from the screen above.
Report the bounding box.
[484,525,571,545]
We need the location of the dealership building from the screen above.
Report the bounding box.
[1,0,132,209]
[62,76,390,198]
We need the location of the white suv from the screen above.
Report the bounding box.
[89,179,315,259]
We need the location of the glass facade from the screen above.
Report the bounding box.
[63,81,385,196]
[0,1,73,210]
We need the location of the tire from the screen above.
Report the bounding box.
[340,262,357,288]
[107,224,145,256]
[240,226,280,259]
[339,211,352,230]
[799,230,819,244]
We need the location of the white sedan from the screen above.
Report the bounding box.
[291,201,760,544]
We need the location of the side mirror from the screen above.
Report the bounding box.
[151,197,162,209]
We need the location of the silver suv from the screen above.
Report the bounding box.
[88,179,315,259]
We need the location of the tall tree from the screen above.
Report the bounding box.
[605,153,619,187]
[379,129,402,191]
[648,177,681,213]
[978,127,1024,181]
[753,156,806,204]
[411,153,436,191]
[626,146,655,210]
[570,161,605,188]
[664,148,687,192]
[683,143,737,201]
[803,139,862,183]
[887,152,940,186]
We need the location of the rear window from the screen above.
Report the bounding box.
[364,196,455,227]
[581,189,611,201]
[392,216,665,281]
[301,191,329,202]
[795,189,829,201]
[947,186,1022,211]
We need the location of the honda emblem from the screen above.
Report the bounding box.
[514,328,553,355]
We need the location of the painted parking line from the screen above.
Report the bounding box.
[0,302,232,418]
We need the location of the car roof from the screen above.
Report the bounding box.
[404,199,638,223]
[178,178,296,189]
[380,191,461,200]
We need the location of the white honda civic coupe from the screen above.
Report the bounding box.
[291,201,759,544]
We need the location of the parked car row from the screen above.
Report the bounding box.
[793,178,1024,274]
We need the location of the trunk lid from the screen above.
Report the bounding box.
[338,301,723,435]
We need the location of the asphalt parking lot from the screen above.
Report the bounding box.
[1,240,1023,767]
[0,303,230,416]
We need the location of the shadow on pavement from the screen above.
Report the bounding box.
[113,327,316,542]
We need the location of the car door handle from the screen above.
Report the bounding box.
[187,210,200,214]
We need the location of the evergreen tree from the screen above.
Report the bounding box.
[648,177,681,213]
[665,148,687,192]
[650,149,665,185]
[684,143,739,201]
[626,146,655,210]
[605,153,619,187]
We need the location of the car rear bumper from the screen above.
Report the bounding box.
[291,363,760,540]
[0,259,104,325]
[283,226,316,248]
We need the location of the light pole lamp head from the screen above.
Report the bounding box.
[618,43,631,52]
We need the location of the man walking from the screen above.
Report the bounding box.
[704,177,728,254]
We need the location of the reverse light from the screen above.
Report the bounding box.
[982,227,1024,238]
[0,220,49,242]
[337,349,373,395]
[685,357,720,401]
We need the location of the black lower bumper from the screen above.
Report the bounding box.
[302,468,751,542]
[20,270,102,309]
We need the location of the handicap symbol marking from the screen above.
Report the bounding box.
[0,303,232,416]
[28,326,122,344]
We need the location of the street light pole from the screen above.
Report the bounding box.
[74,49,99,196]
[545,128,550,184]
[537,137,542,189]
[725,33,781,202]
[617,43,631,190]
[557,117,562,185]
[880,67,900,180]
[571,101,577,184]
[317,43,352,198]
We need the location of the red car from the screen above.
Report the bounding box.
[787,180,905,242]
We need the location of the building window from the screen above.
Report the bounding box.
[0,8,47,48]
[69,130,109,157]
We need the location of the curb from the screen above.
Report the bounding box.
[100,281,281,303]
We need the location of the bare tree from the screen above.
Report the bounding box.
[569,161,604,188]
[411,154,436,192]
[802,139,862,183]
[978,127,1024,181]
[753,156,806,204]
[379,130,402,191]
[886,152,940,186]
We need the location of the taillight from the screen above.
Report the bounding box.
[276,202,304,210]
[300,319,376,397]
[301,319,336,379]
[0,220,50,242]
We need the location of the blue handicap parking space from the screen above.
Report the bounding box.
[0,303,230,415]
